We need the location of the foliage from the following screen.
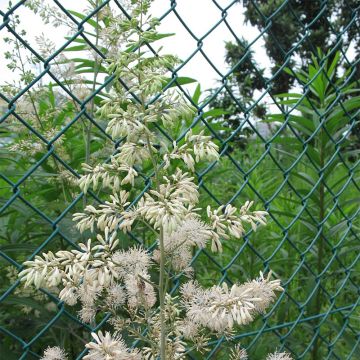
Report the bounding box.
[202,50,360,359]
[0,0,359,359]
[265,50,360,359]
[208,39,266,147]
[243,0,360,93]
[211,0,360,145]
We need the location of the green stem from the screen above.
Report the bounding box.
[312,113,326,360]
[83,0,101,207]
[159,227,167,360]
[145,132,167,360]
[135,1,167,356]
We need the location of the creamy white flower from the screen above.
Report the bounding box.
[74,192,131,233]
[59,283,78,305]
[153,217,212,272]
[78,157,138,194]
[118,208,138,233]
[106,103,146,139]
[186,129,219,163]
[18,251,63,289]
[78,280,102,306]
[125,272,156,309]
[41,346,68,360]
[138,169,199,233]
[112,247,151,279]
[176,217,212,248]
[207,202,268,252]
[158,91,195,128]
[164,129,219,171]
[96,228,120,253]
[18,236,120,306]
[177,319,200,340]
[84,331,141,360]
[181,272,283,333]
[79,305,96,324]
[106,284,126,309]
[266,352,293,360]
[73,205,99,233]
[9,140,43,156]
[119,142,153,165]
[230,344,248,360]
[240,200,268,231]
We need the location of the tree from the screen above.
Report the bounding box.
[208,38,266,147]
[210,0,360,143]
[243,0,359,93]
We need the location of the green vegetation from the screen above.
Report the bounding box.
[0,0,359,359]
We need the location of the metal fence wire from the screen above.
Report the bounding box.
[0,0,359,359]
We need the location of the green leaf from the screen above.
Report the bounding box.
[125,32,176,53]
[192,84,201,105]
[67,10,101,29]
[275,93,303,98]
[0,243,37,252]
[291,171,316,186]
[203,109,230,117]
[48,84,55,107]
[3,296,50,313]
[64,44,89,52]
[64,37,87,44]
[162,77,197,88]
[327,51,340,80]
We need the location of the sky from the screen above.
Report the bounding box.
[0,0,271,94]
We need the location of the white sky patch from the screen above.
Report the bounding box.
[0,0,356,113]
[0,0,271,92]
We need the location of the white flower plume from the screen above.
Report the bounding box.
[181,271,283,333]
[84,331,141,360]
[207,201,268,252]
[230,344,248,360]
[138,169,199,233]
[153,217,213,272]
[266,352,293,360]
[40,346,68,360]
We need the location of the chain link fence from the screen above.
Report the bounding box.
[0,0,359,359]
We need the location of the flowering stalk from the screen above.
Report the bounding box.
[18,1,290,359]
[143,51,167,360]
[135,1,167,354]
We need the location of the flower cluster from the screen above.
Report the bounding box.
[266,352,293,360]
[40,346,68,360]
[165,129,220,171]
[18,229,156,316]
[153,216,212,273]
[84,331,141,360]
[42,340,294,360]
[229,346,293,360]
[137,169,199,233]
[78,155,138,194]
[181,271,283,333]
[207,201,268,252]
[73,191,131,233]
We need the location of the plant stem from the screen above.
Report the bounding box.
[135,1,167,356]
[311,114,326,360]
[83,0,101,207]
[159,227,167,360]
[145,132,167,360]
[137,0,167,354]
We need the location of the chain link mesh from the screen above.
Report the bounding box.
[0,0,359,359]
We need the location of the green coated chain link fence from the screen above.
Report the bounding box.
[0,0,359,359]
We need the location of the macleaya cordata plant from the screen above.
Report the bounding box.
[18,1,291,359]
